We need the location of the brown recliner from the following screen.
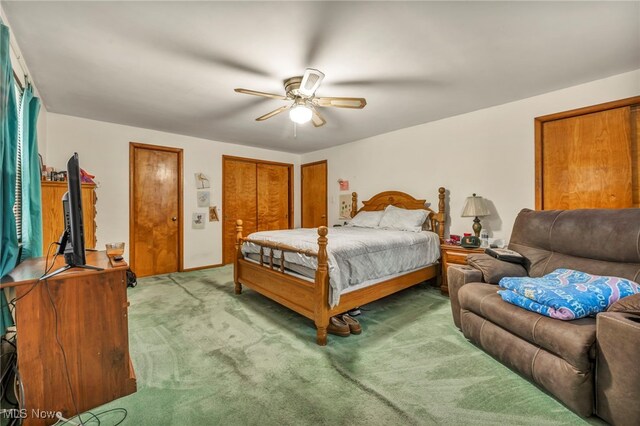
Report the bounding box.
[448,208,640,425]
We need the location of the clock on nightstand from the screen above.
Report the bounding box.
[440,244,485,295]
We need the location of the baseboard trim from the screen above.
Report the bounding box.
[182,263,225,272]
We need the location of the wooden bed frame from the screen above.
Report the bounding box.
[234,188,446,345]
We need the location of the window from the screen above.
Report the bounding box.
[12,80,23,243]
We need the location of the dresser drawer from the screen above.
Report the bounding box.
[445,251,474,265]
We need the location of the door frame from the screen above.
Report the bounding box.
[222,155,294,264]
[129,142,184,274]
[301,160,328,228]
[534,95,640,210]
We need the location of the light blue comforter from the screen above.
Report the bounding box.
[498,269,640,320]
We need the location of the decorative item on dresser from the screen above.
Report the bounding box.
[440,244,485,295]
[41,181,97,253]
[234,188,446,346]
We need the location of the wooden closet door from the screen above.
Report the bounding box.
[301,160,327,228]
[223,159,257,264]
[541,107,632,209]
[257,163,290,231]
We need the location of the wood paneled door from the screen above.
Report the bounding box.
[301,160,328,228]
[130,143,183,277]
[535,96,640,210]
[222,156,293,264]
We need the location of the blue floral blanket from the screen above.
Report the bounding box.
[498,269,640,320]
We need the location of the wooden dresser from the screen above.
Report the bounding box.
[1,252,136,425]
[440,244,485,295]
[41,181,97,252]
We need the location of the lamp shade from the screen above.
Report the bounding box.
[461,194,490,217]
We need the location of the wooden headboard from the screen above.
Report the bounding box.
[350,188,446,242]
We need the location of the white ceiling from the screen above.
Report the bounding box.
[4,1,639,153]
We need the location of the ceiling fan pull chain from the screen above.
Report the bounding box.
[293,122,297,138]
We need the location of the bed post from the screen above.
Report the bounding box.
[234,219,243,295]
[314,226,330,346]
[437,187,446,242]
[351,192,358,218]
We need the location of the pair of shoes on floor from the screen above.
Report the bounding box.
[327,314,362,337]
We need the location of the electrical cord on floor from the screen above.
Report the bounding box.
[13,364,24,421]
[54,408,128,426]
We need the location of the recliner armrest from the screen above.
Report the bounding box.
[596,312,640,426]
[607,293,640,315]
[448,265,483,329]
[466,253,528,284]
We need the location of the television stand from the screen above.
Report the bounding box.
[0,251,136,426]
[40,263,104,281]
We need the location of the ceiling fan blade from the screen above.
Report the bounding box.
[313,97,367,109]
[299,68,325,97]
[311,108,326,128]
[235,88,287,100]
[256,105,290,121]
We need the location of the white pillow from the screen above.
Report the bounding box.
[348,210,385,228]
[378,205,428,232]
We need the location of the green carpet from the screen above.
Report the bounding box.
[93,266,596,425]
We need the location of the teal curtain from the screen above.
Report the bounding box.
[20,85,42,260]
[0,22,18,332]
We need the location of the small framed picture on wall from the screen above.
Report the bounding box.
[192,212,206,229]
[197,191,210,207]
[339,194,352,219]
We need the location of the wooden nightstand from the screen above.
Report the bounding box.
[440,244,485,295]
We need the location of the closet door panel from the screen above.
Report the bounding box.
[223,159,257,264]
[541,107,632,209]
[257,164,290,231]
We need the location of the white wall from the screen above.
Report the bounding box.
[301,70,640,245]
[46,114,300,269]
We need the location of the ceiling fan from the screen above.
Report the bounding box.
[234,68,367,127]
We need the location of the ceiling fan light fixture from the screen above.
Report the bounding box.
[289,104,312,124]
[235,68,365,128]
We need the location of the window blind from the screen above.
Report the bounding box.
[13,82,23,243]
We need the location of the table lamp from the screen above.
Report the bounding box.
[461,193,490,237]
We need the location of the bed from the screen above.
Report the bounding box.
[233,188,446,345]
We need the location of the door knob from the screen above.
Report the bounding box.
[321,215,326,218]
[171,217,177,222]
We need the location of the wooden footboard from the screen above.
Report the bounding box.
[233,187,446,346]
[235,221,331,345]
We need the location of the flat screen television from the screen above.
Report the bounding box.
[41,153,102,280]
